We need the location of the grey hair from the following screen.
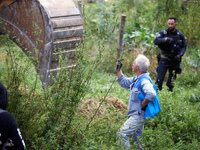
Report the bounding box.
[134,54,150,72]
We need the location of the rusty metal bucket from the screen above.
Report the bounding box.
[0,0,83,88]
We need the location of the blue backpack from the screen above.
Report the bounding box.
[137,76,161,119]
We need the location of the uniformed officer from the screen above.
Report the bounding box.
[154,16,187,91]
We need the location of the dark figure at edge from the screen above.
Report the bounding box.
[0,82,26,150]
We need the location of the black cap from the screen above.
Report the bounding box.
[0,82,8,110]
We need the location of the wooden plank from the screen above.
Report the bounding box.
[117,15,126,60]
[51,16,83,28]
[47,8,80,18]
[53,39,82,50]
[53,28,83,39]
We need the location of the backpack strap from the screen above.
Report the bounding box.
[137,76,153,93]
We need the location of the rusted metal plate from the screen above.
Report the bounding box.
[0,17,38,57]
[0,0,46,51]
[47,8,80,18]
[50,58,75,70]
[48,63,76,79]
[41,0,83,86]
[0,0,16,10]
[53,25,83,32]
[53,39,82,51]
[51,16,83,28]
[51,49,76,62]
[38,0,76,10]
[0,0,53,87]
[53,28,83,40]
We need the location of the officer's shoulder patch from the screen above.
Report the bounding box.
[163,30,167,35]
[156,33,161,37]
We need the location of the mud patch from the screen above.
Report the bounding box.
[78,97,127,119]
[105,97,127,110]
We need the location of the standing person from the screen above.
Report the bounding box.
[154,16,187,91]
[0,82,26,150]
[116,54,156,150]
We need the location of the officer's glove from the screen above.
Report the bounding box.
[115,59,123,71]
[173,54,182,62]
[166,37,173,43]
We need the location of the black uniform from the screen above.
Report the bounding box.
[0,82,26,150]
[154,29,187,91]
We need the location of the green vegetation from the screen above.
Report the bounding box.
[0,0,200,149]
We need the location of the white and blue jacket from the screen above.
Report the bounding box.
[117,73,156,118]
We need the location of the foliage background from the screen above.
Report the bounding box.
[0,0,200,149]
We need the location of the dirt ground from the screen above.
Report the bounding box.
[78,97,127,119]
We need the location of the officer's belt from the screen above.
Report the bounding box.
[161,54,170,60]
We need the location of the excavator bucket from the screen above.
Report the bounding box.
[0,0,16,10]
[0,0,83,88]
